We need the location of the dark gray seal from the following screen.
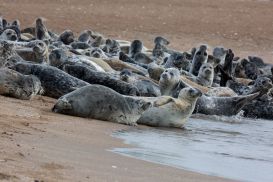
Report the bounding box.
[0,68,43,100]
[189,44,208,76]
[10,62,89,98]
[63,64,140,96]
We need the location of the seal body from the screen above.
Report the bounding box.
[63,65,140,96]
[120,69,160,97]
[189,45,208,76]
[137,87,202,128]
[10,62,89,98]
[0,68,43,100]
[52,85,151,125]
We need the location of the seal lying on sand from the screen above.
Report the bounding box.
[0,68,43,100]
[137,87,202,128]
[63,64,140,96]
[10,62,89,98]
[52,85,151,126]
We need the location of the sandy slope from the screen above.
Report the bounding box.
[0,96,233,181]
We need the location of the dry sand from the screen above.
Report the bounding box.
[1,0,272,181]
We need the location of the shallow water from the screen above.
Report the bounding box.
[112,114,273,182]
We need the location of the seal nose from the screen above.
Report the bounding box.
[205,69,211,74]
[93,52,101,58]
[161,73,168,79]
[10,35,17,41]
[190,88,202,97]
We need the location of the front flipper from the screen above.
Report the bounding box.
[153,96,175,107]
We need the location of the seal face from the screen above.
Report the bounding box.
[52,85,151,125]
[0,29,18,41]
[159,68,184,97]
[196,63,214,87]
[213,46,227,65]
[137,87,202,128]
[0,68,43,100]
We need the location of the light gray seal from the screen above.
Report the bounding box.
[52,85,151,126]
[137,87,202,128]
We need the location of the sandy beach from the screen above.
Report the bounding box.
[0,0,272,181]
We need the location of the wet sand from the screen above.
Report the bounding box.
[0,0,272,181]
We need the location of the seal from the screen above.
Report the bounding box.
[159,67,260,116]
[91,36,104,47]
[63,64,140,96]
[102,39,121,57]
[227,76,272,96]
[16,40,49,64]
[147,62,165,81]
[10,62,89,98]
[195,92,259,116]
[134,52,154,64]
[35,18,51,41]
[58,30,75,45]
[120,69,161,97]
[0,68,43,100]
[78,30,92,43]
[234,59,261,80]
[105,58,147,76]
[164,52,191,71]
[0,40,19,67]
[154,36,170,46]
[213,46,227,65]
[137,87,202,128]
[189,44,208,76]
[159,68,186,97]
[129,40,143,58]
[0,29,18,41]
[52,85,151,126]
[185,62,214,87]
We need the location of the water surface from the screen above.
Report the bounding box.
[112,114,273,182]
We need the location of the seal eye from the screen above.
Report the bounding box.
[170,72,174,76]
[204,52,208,56]
[7,32,11,36]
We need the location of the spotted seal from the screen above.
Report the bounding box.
[10,62,89,98]
[52,85,151,126]
[0,68,43,100]
[137,87,202,128]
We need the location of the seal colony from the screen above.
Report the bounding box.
[0,16,273,128]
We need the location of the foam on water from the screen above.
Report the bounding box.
[111,115,273,182]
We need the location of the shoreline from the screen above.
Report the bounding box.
[0,95,233,181]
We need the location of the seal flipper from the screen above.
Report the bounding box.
[153,97,174,107]
[232,92,260,112]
